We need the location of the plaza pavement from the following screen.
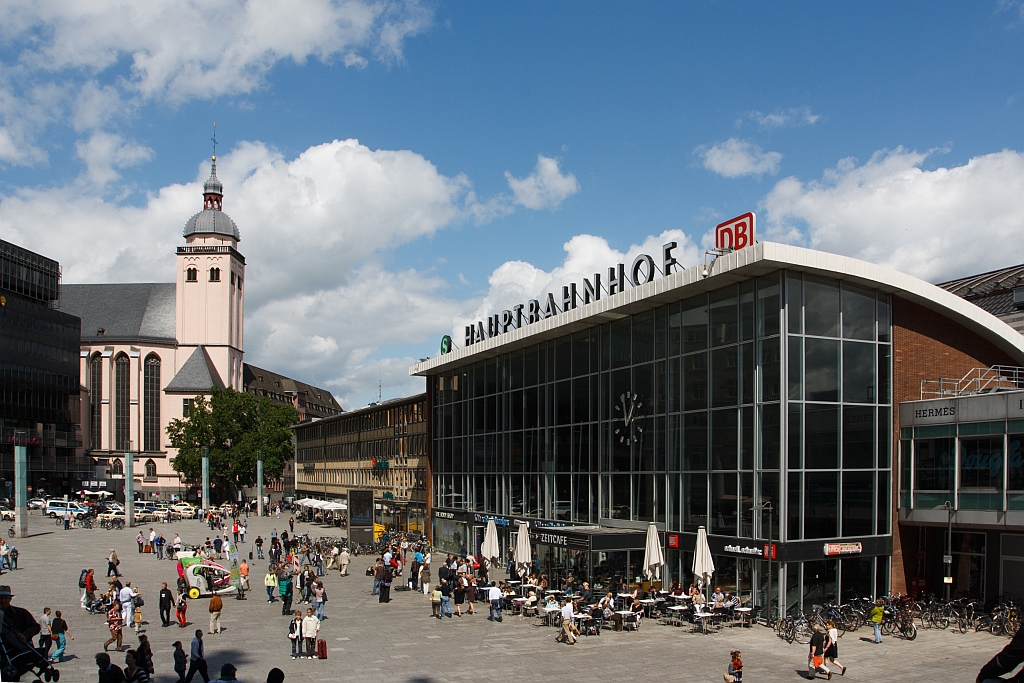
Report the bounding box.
[1,511,1002,683]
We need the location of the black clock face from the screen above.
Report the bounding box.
[613,391,644,443]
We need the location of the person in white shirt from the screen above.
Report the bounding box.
[555,599,577,644]
[118,582,134,627]
[301,608,320,659]
[487,582,503,622]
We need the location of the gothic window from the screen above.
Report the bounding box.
[186,267,197,282]
[111,459,123,476]
[144,355,161,452]
[89,353,103,450]
[145,459,157,478]
[114,353,130,451]
[183,398,194,416]
[209,267,220,282]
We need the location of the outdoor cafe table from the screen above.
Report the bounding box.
[693,612,721,634]
[616,593,633,609]
[734,607,752,627]
[639,598,658,618]
[572,613,594,635]
[665,604,689,627]
[544,606,562,627]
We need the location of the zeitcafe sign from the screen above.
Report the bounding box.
[461,213,756,348]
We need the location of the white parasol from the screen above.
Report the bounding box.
[692,525,715,593]
[642,522,664,580]
[514,521,532,576]
[481,518,500,567]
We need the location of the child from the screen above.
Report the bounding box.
[176,595,188,628]
[728,650,743,683]
[172,641,186,683]
[134,599,143,634]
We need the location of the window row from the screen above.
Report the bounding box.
[87,353,162,452]
[184,267,224,283]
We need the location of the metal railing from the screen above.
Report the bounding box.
[920,365,1024,399]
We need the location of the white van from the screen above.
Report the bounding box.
[45,500,88,518]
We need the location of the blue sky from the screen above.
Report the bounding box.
[2,1,1024,406]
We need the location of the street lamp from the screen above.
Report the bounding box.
[752,501,775,623]
[943,500,954,600]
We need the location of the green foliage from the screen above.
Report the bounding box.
[167,387,299,495]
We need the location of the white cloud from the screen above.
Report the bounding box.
[454,230,702,339]
[699,138,782,178]
[505,155,580,210]
[75,131,153,186]
[761,147,1024,282]
[746,107,820,130]
[0,0,433,166]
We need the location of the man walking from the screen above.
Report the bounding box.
[339,547,350,577]
[107,549,120,577]
[278,568,294,616]
[208,593,223,634]
[264,568,277,603]
[255,535,264,560]
[487,581,503,622]
[159,583,175,627]
[555,599,577,645]
[185,630,209,683]
[372,559,383,595]
[119,582,134,629]
[38,606,53,659]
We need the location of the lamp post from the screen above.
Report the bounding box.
[943,500,954,601]
[125,441,135,528]
[201,446,210,513]
[257,450,264,518]
[753,501,775,623]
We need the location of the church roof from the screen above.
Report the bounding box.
[59,283,176,344]
[165,346,225,393]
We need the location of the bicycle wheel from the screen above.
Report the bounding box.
[991,619,1006,636]
[903,621,918,641]
[958,616,969,634]
[794,621,813,644]
[934,613,950,630]
[55,518,63,527]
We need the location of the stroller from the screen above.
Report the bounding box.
[0,621,60,681]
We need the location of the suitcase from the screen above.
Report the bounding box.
[317,638,327,659]
[144,544,152,553]
[249,551,253,560]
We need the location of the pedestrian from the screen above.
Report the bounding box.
[119,582,135,630]
[379,564,392,604]
[173,641,187,683]
[85,568,98,608]
[208,593,223,634]
[176,595,188,628]
[726,650,743,683]
[108,549,121,577]
[155,533,166,560]
[289,517,294,533]
[239,521,246,543]
[978,623,1024,681]
[264,568,277,602]
[487,581,503,622]
[465,576,477,615]
[50,609,73,662]
[824,620,846,676]
[302,608,320,659]
[453,576,466,616]
[372,559,383,595]
[267,668,284,683]
[430,585,442,618]
[38,606,53,659]
[421,562,431,596]
[311,581,325,620]
[554,599,577,645]
[148,528,156,554]
[184,630,209,683]
[104,601,124,652]
[339,547,350,576]
[211,662,238,683]
[278,569,294,615]
[255,535,264,559]
[137,531,146,553]
[125,649,151,683]
[239,559,250,597]
[96,652,126,683]
[160,583,175,627]
[870,599,884,644]
[63,510,71,530]
[288,610,303,659]
[136,634,154,676]
[133,589,144,634]
[232,521,239,543]
[807,624,832,680]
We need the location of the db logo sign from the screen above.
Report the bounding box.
[715,212,756,251]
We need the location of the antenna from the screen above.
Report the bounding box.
[379,374,382,403]
[211,122,218,160]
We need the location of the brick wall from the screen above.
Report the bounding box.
[890,296,1017,594]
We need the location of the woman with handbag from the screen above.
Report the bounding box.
[724,650,742,683]
[288,610,303,659]
[50,610,73,663]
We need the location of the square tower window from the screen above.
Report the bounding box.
[209,267,221,282]
[186,267,197,282]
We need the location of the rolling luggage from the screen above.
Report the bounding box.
[317,638,327,659]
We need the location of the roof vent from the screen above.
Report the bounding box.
[97,328,105,337]
[1015,287,1024,309]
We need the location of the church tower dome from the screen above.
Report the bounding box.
[183,155,240,241]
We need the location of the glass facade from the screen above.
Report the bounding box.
[431,270,892,611]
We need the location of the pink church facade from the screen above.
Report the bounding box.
[60,157,247,498]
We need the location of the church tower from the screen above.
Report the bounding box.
[175,155,245,390]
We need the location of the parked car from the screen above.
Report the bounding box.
[27,498,46,510]
[45,500,88,518]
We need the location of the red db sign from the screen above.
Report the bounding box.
[715,212,755,251]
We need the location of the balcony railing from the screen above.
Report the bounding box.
[920,365,1024,399]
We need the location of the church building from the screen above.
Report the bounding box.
[59,157,340,500]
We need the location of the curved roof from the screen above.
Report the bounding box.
[183,209,240,240]
[411,241,1024,376]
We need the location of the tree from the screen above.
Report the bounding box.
[167,387,299,501]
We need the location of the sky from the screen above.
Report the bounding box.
[2,1,1024,408]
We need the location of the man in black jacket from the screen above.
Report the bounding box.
[0,586,48,680]
[159,582,175,627]
[978,626,1024,682]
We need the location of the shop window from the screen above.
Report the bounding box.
[803,559,838,606]
[951,532,985,599]
[1009,432,1024,510]
[959,436,1004,510]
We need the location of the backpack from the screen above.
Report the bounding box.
[79,569,88,589]
[134,594,145,608]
